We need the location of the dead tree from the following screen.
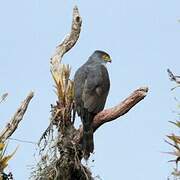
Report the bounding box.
[31,6,149,180]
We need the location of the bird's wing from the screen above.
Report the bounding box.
[74,66,87,115]
[82,64,110,113]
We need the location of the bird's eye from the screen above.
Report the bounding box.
[102,54,110,61]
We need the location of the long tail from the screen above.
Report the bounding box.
[82,112,94,160]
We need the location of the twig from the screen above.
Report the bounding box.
[0,91,34,142]
[8,137,37,145]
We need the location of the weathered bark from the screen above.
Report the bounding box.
[0,92,34,143]
[50,5,82,72]
[93,87,148,130]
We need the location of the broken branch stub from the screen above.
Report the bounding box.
[50,6,82,73]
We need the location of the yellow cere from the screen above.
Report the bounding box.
[102,54,110,61]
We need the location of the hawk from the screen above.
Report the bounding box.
[74,50,111,159]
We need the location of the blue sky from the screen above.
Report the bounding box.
[0,0,180,179]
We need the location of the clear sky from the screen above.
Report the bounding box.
[0,0,180,179]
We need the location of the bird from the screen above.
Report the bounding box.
[74,50,111,159]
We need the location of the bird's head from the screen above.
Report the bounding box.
[93,50,112,63]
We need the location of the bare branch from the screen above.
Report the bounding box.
[93,86,148,131]
[0,91,34,142]
[50,6,82,71]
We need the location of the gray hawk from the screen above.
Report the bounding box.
[74,50,111,159]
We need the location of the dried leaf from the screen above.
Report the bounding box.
[167,135,180,144]
[0,146,18,170]
[0,143,5,151]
